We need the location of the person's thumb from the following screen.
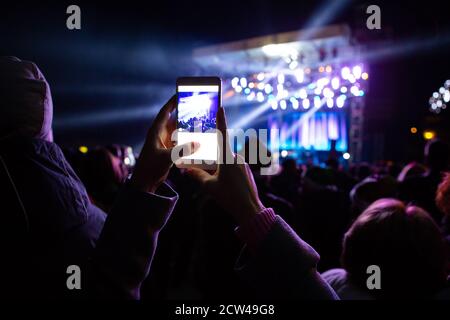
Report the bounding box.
[170,141,200,163]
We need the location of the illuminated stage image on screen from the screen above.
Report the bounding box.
[177,88,219,133]
[268,111,348,153]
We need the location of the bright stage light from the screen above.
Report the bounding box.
[280,100,287,110]
[343,152,351,160]
[264,84,273,94]
[231,77,239,88]
[258,82,265,90]
[323,87,334,98]
[314,87,322,95]
[302,98,310,109]
[433,92,439,98]
[247,91,255,101]
[350,85,360,96]
[277,84,284,98]
[319,66,325,73]
[314,96,321,108]
[352,65,362,79]
[444,90,450,103]
[326,98,334,108]
[331,77,340,90]
[240,77,248,88]
[290,97,299,109]
[341,67,350,80]
[361,72,369,80]
[281,150,288,158]
[235,85,242,93]
[289,60,298,70]
[79,146,88,154]
[326,65,333,73]
[423,130,436,140]
[439,87,445,94]
[348,74,356,83]
[336,95,346,108]
[317,77,330,88]
[249,82,255,88]
[244,88,250,94]
[299,88,308,99]
[257,92,265,102]
[278,73,285,84]
[410,127,418,134]
[295,69,304,83]
[359,90,365,97]
[340,86,348,93]
[257,72,265,81]
[271,99,278,110]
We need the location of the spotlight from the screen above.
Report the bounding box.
[326,98,334,108]
[257,72,265,81]
[280,100,287,110]
[343,152,351,160]
[323,87,334,98]
[439,87,445,94]
[270,99,278,110]
[231,77,239,88]
[423,130,436,140]
[314,96,321,108]
[257,92,265,102]
[331,77,340,90]
[235,85,242,93]
[325,65,332,73]
[444,90,450,103]
[289,61,299,70]
[290,97,299,109]
[340,86,348,93]
[79,146,88,154]
[336,95,346,108]
[281,150,288,158]
[319,66,325,73]
[240,77,248,88]
[278,74,285,84]
[350,85,360,96]
[410,127,418,134]
[264,84,273,94]
[302,98,310,109]
[352,65,362,79]
[247,91,255,101]
[244,88,250,95]
[299,88,308,99]
[341,67,350,80]
[249,82,255,89]
[361,72,369,80]
[295,69,304,83]
[433,92,439,98]
[314,87,322,95]
[257,82,265,90]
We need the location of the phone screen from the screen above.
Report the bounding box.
[176,84,219,162]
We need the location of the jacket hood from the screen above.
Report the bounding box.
[0,56,53,142]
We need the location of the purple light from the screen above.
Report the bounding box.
[352,65,362,79]
[341,67,350,80]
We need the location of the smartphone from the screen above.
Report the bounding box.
[175,76,221,168]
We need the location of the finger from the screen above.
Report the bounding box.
[152,95,177,134]
[216,106,233,165]
[185,167,213,184]
[169,141,200,163]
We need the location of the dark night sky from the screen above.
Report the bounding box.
[1,0,450,161]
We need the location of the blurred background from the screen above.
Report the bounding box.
[1,0,450,164]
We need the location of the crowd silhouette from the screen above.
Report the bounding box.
[1,56,449,300]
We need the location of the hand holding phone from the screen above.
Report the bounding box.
[130,96,199,193]
[176,77,221,169]
[186,106,266,226]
